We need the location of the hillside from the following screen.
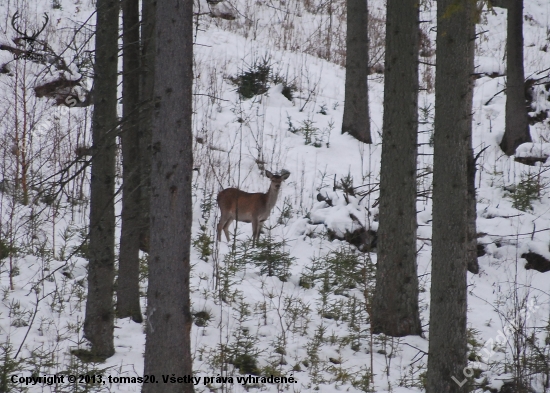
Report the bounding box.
[1,0,550,392]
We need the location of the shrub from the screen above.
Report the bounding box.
[509,173,545,211]
[230,57,296,101]
[245,233,295,281]
[301,247,369,294]
[192,224,213,262]
[287,117,328,147]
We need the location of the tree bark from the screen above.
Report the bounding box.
[142,0,194,389]
[426,0,475,391]
[138,0,156,253]
[489,0,507,9]
[372,0,422,337]
[500,0,531,156]
[83,0,118,359]
[118,0,143,323]
[341,0,371,144]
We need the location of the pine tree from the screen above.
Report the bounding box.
[372,0,422,337]
[138,0,156,253]
[500,0,531,155]
[426,0,475,391]
[83,0,119,359]
[118,0,143,323]
[142,0,195,389]
[341,0,371,143]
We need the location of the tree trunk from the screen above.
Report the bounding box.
[341,0,371,144]
[142,0,194,390]
[372,0,422,337]
[83,0,118,359]
[489,0,507,9]
[426,0,474,391]
[500,0,531,155]
[138,0,156,253]
[117,0,143,323]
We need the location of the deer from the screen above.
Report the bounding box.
[217,170,290,246]
[11,12,49,52]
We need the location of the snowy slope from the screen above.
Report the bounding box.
[1,0,550,392]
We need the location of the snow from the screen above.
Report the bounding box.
[1,0,550,392]
[516,142,550,160]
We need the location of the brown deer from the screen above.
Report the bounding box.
[217,170,290,246]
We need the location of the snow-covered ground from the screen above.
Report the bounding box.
[1,0,550,392]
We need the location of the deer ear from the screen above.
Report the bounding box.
[281,171,290,180]
[265,170,273,178]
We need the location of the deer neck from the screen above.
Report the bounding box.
[266,183,281,210]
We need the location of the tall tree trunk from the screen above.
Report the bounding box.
[426,0,475,392]
[138,0,156,253]
[118,0,143,323]
[500,0,531,155]
[83,0,119,359]
[142,0,194,390]
[372,0,422,337]
[341,0,371,144]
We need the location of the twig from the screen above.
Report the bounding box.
[194,93,229,102]
[485,88,506,106]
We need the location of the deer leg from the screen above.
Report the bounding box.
[223,218,233,242]
[257,221,263,243]
[216,218,226,242]
[252,218,263,247]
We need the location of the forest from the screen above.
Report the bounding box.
[0,0,550,392]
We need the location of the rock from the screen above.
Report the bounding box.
[522,252,550,273]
